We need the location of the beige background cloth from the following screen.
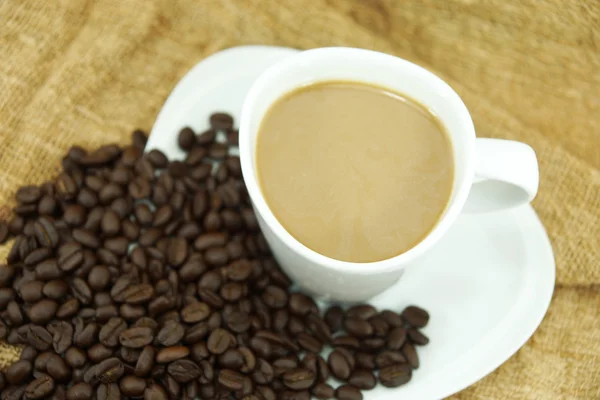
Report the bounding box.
[0,0,598,398]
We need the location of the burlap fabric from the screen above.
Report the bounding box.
[0,0,598,398]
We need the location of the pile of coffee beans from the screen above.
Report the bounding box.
[0,113,430,400]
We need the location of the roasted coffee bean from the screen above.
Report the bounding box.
[402,306,429,328]
[48,321,73,353]
[110,276,134,302]
[297,332,323,353]
[24,247,51,266]
[143,382,168,400]
[300,353,329,383]
[332,335,360,349]
[7,301,24,325]
[117,347,140,365]
[249,336,272,360]
[25,375,55,399]
[35,258,63,281]
[2,384,27,400]
[6,360,33,385]
[74,321,98,348]
[80,144,120,166]
[195,129,216,147]
[131,129,148,149]
[387,327,407,350]
[95,358,124,383]
[343,306,376,322]
[65,348,87,369]
[57,242,84,272]
[181,301,211,323]
[119,375,146,397]
[282,368,314,390]
[207,328,233,354]
[37,195,57,216]
[20,280,44,303]
[190,341,209,362]
[99,210,120,237]
[72,229,99,249]
[226,310,251,334]
[82,207,103,232]
[313,383,335,399]
[336,384,363,400]
[28,299,58,324]
[203,211,221,232]
[193,232,227,251]
[99,317,127,347]
[348,369,377,390]
[401,342,419,368]
[96,382,120,400]
[42,279,68,299]
[167,359,201,383]
[34,352,53,371]
[156,346,189,363]
[57,298,80,320]
[146,149,168,168]
[134,346,155,377]
[46,354,71,382]
[204,246,229,267]
[27,325,53,351]
[328,350,352,381]
[407,328,430,345]
[71,278,92,305]
[220,282,244,302]
[209,113,234,130]
[123,283,154,304]
[344,317,374,338]
[306,313,332,343]
[380,310,404,328]
[375,350,406,369]
[251,358,274,385]
[369,316,390,337]
[16,186,42,204]
[19,346,37,362]
[34,217,59,248]
[88,343,113,363]
[103,236,128,255]
[218,369,244,391]
[156,321,185,346]
[361,337,385,352]
[119,327,154,348]
[77,188,98,208]
[152,204,172,227]
[379,363,412,387]
[128,177,151,199]
[262,285,288,309]
[288,293,318,316]
[67,382,93,400]
[325,305,344,333]
[87,266,110,292]
[178,127,196,150]
[167,237,188,267]
[62,205,86,227]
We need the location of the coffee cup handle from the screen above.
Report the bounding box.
[464,138,539,213]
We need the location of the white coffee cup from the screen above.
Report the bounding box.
[239,47,539,302]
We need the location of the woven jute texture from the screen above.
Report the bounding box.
[1,0,599,398]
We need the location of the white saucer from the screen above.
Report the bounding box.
[147,46,556,400]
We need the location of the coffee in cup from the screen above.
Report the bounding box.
[255,81,454,263]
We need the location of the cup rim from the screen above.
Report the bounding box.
[239,47,476,274]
